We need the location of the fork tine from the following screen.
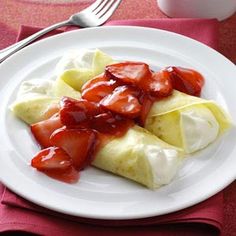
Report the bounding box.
[97,0,122,23]
[92,0,111,14]
[96,0,116,18]
[84,0,104,12]
[69,0,122,27]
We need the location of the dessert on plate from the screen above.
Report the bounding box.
[10,49,232,189]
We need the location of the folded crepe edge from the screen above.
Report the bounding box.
[144,90,233,155]
[92,125,184,189]
[146,90,233,134]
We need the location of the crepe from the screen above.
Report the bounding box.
[10,79,81,124]
[145,90,232,153]
[57,49,114,91]
[92,125,183,189]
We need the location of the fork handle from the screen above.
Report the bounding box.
[0,20,71,63]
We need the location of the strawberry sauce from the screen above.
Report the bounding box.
[30,61,204,183]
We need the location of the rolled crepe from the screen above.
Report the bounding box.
[92,125,183,189]
[145,90,232,153]
[11,79,81,124]
[57,49,114,91]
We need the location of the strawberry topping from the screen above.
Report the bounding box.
[100,85,142,119]
[50,128,97,170]
[30,60,204,183]
[31,116,63,148]
[31,147,79,183]
[82,74,120,103]
[59,97,101,127]
[105,62,152,85]
[165,66,204,97]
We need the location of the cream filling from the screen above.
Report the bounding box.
[55,49,96,76]
[180,107,219,153]
[145,145,181,186]
[16,79,55,100]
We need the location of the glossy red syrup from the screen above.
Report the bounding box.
[31,61,204,183]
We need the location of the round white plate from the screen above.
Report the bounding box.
[0,26,235,220]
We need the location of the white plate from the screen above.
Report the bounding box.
[0,26,235,220]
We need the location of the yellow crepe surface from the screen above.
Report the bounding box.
[145,90,232,151]
[92,125,182,189]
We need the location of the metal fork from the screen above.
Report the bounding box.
[0,0,122,63]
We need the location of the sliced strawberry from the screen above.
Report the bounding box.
[81,73,108,91]
[139,95,155,126]
[31,147,79,183]
[166,66,205,97]
[91,112,134,136]
[31,146,72,171]
[139,70,173,97]
[105,62,152,85]
[43,103,60,120]
[82,80,118,103]
[81,73,121,103]
[50,128,97,170]
[100,85,142,118]
[91,112,116,132]
[44,166,79,184]
[59,97,101,127]
[31,116,63,148]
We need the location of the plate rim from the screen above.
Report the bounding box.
[0,26,236,220]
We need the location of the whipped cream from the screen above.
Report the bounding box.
[145,145,181,186]
[17,79,55,100]
[180,106,219,153]
[55,49,96,76]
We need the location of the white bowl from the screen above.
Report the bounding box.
[157,0,236,21]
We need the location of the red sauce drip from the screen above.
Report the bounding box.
[31,61,204,183]
[44,166,79,184]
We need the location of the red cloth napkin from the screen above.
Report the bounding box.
[0,19,223,236]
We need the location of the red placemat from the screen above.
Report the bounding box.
[0,1,235,235]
